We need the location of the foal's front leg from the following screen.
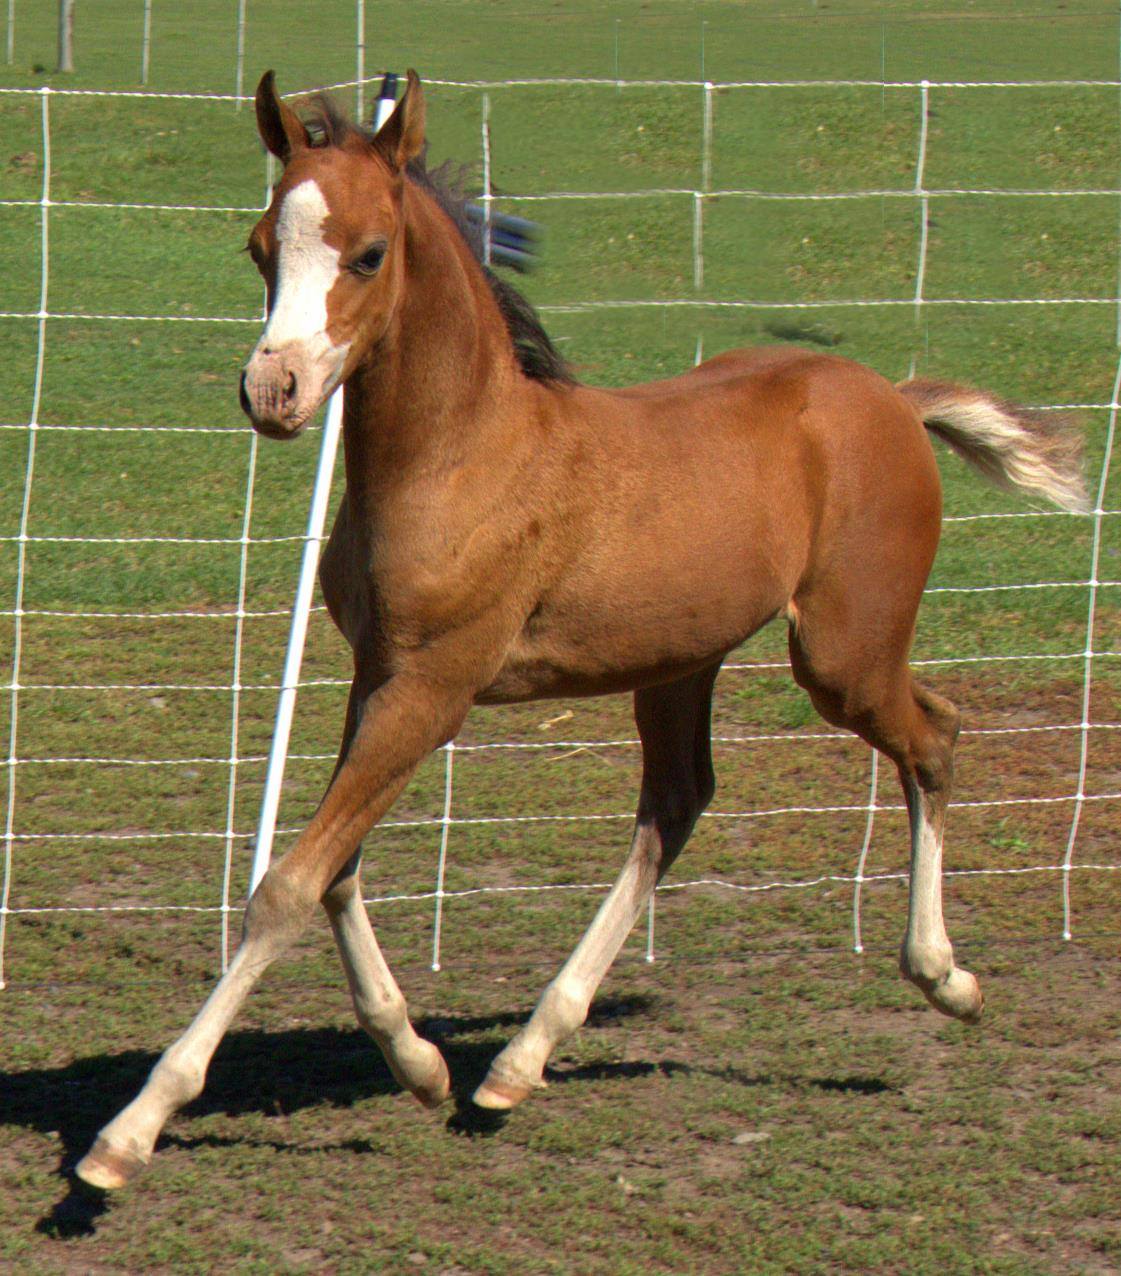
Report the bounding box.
[323,861,450,1107]
[320,684,450,1107]
[75,673,470,1190]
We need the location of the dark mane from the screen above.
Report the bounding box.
[298,95,575,387]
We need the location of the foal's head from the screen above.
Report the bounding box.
[239,70,426,438]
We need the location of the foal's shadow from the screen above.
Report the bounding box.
[10,994,896,1236]
[8,995,653,1236]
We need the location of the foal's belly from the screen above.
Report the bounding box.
[477,569,788,704]
[477,646,751,703]
[478,466,804,703]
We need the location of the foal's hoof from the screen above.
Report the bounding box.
[472,1065,544,1111]
[409,1049,451,1110]
[925,967,984,1024]
[74,1138,148,1192]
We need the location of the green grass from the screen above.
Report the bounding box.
[1,2,1120,1272]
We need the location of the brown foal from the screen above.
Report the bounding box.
[76,71,1086,1189]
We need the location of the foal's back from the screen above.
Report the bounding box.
[572,344,940,520]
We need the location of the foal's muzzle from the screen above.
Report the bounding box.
[240,344,334,439]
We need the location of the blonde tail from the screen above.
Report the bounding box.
[897,378,1088,513]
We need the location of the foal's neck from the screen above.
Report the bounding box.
[342,180,525,510]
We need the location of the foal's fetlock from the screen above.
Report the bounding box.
[373,1018,450,1109]
[473,980,586,1110]
[395,1038,451,1109]
[921,966,984,1024]
[75,1050,204,1190]
[901,945,983,1024]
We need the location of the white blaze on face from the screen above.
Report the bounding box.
[257,179,349,375]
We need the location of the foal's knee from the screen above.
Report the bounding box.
[916,685,961,741]
[888,685,960,806]
[242,864,318,954]
[911,688,960,787]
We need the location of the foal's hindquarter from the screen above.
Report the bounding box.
[77,132,985,1186]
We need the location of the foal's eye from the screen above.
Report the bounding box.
[351,243,386,276]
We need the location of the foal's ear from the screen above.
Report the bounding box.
[255,70,310,163]
[372,68,425,171]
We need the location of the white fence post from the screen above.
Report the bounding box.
[140,0,152,85]
[355,0,365,119]
[234,0,247,110]
[248,389,345,897]
[56,0,73,72]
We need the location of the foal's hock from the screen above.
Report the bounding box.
[75,71,1086,1191]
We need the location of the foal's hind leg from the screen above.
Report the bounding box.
[788,615,983,1022]
[894,686,982,1020]
[474,664,720,1110]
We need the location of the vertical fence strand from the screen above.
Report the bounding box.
[481,93,492,266]
[908,80,931,380]
[1059,17,1121,940]
[693,81,713,374]
[1061,355,1121,939]
[0,88,50,991]
[852,750,880,954]
[431,742,455,972]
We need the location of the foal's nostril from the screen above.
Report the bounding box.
[238,370,252,417]
[284,370,297,402]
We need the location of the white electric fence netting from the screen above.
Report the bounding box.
[0,74,1119,992]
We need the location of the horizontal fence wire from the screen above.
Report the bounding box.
[4,862,1119,919]
[2,78,1121,100]
[5,187,1121,213]
[0,70,1118,986]
[4,650,1121,695]
[5,719,1121,768]
[4,789,1121,844]
[1,299,1120,325]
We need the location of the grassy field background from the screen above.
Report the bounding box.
[1,2,1120,1272]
